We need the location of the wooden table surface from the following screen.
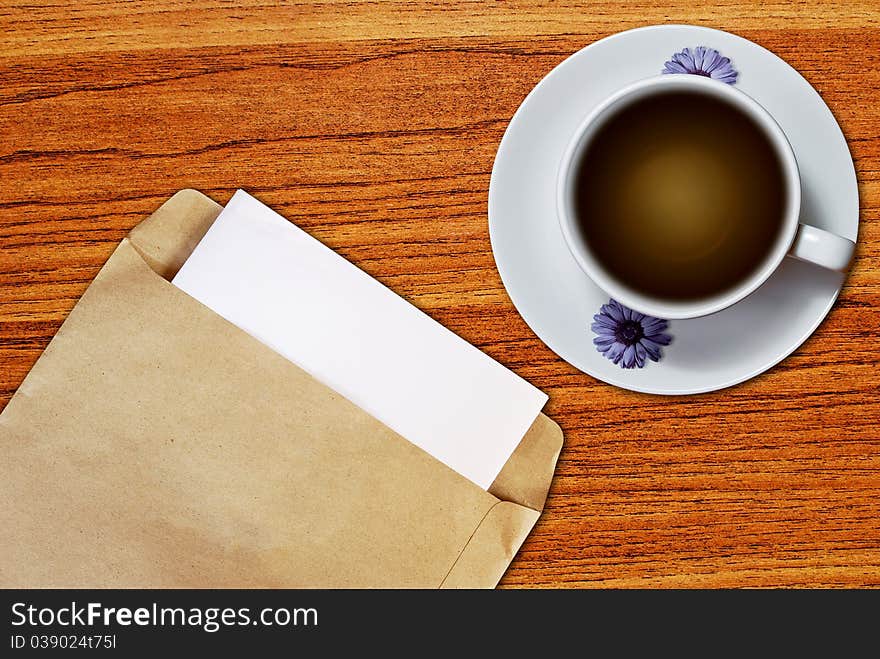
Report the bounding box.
[1,1,878,588]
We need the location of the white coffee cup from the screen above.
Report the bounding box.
[556,74,855,320]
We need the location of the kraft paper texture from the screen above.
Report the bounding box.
[0,190,562,588]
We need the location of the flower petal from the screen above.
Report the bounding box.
[715,55,732,71]
[592,313,618,329]
[662,60,689,74]
[641,318,669,335]
[702,48,722,72]
[601,301,625,322]
[593,335,616,347]
[639,338,662,361]
[709,56,737,84]
[678,47,696,70]
[622,344,637,369]
[713,70,738,85]
[607,341,626,364]
[635,342,647,368]
[694,46,707,71]
[593,339,616,354]
[645,332,672,347]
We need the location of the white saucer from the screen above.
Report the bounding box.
[488,24,859,395]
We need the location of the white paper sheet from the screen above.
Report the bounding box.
[172,190,547,489]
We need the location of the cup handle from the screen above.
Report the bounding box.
[788,224,855,272]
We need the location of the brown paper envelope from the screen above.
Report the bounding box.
[0,190,562,588]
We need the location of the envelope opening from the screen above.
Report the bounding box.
[127,189,224,281]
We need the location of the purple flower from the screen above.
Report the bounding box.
[592,299,672,369]
[662,46,738,85]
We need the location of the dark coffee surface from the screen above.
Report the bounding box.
[573,90,787,302]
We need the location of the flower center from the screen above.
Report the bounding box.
[616,320,644,346]
[693,69,711,77]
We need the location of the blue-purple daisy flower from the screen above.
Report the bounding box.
[662,46,738,85]
[592,299,672,369]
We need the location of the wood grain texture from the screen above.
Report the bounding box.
[1,1,878,588]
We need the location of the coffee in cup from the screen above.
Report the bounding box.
[557,75,854,319]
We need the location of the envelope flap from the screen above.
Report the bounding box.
[439,501,540,589]
[489,413,563,512]
[128,189,222,280]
